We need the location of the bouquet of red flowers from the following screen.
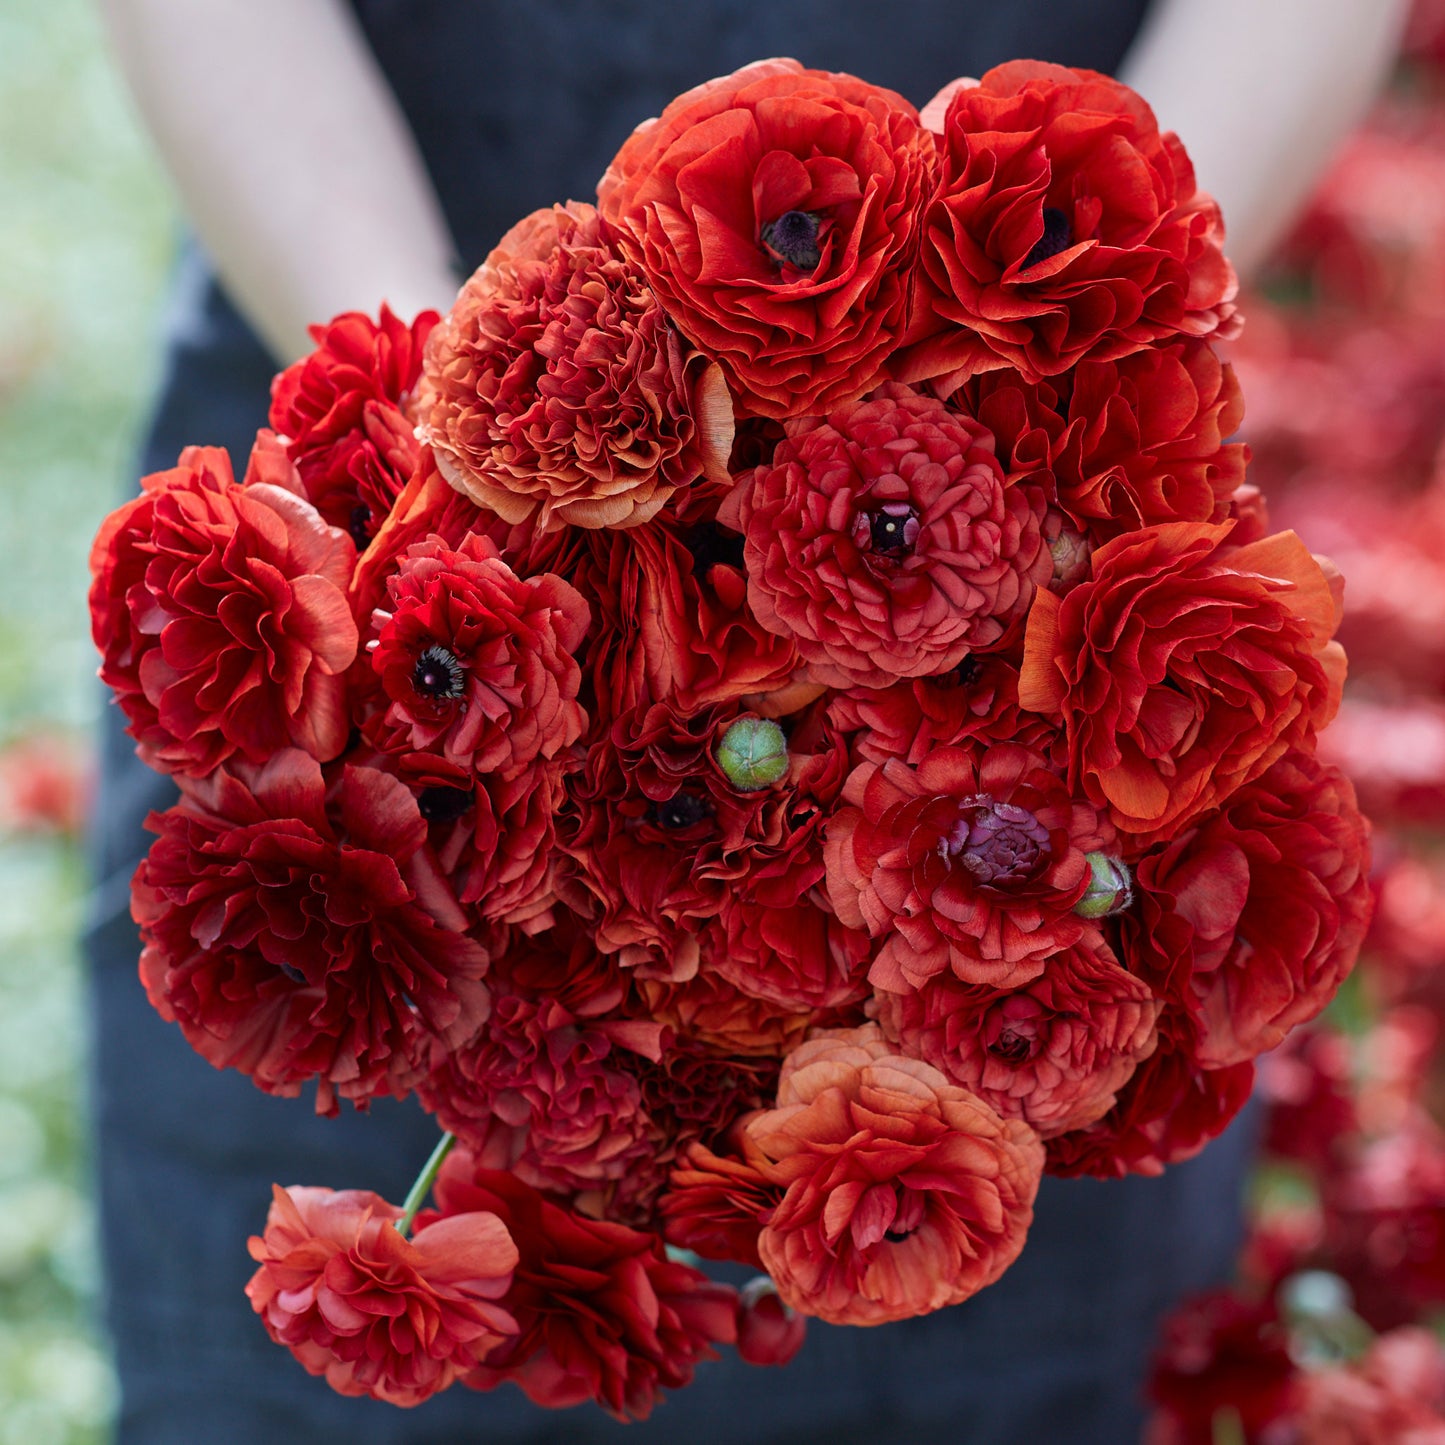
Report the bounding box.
[88,58,1371,1418]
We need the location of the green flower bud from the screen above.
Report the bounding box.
[716,716,789,791]
[1074,852,1133,919]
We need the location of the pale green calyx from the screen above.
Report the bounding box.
[716,716,789,791]
[1074,852,1133,919]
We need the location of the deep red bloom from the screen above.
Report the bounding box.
[1124,751,1372,1068]
[245,1184,517,1408]
[89,441,357,778]
[366,532,590,782]
[660,1127,782,1270]
[421,202,732,531]
[135,751,490,1112]
[269,305,436,546]
[719,384,1049,687]
[1143,1289,1300,1445]
[429,1155,737,1420]
[1019,523,1346,846]
[734,1278,807,1367]
[898,62,1237,389]
[598,59,934,419]
[826,743,1108,992]
[635,970,819,1058]
[1257,1024,1360,1175]
[746,1026,1044,1325]
[875,930,1160,1138]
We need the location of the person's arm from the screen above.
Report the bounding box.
[1120,0,1412,281]
[99,0,460,363]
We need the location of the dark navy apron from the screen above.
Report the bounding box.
[87,4,1259,1440]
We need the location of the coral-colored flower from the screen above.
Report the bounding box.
[422,202,732,531]
[429,1156,736,1420]
[1124,750,1371,1068]
[245,1184,517,1408]
[598,59,933,419]
[270,305,436,546]
[746,1026,1043,1324]
[826,743,1108,992]
[720,383,1049,687]
[366,532,589,781]
[134,750,490,1112]
[898,62,1237,389]
[89,441,357,778]
[1019,523,1345,845]
[1294,1329,1445,1444]
[635,970,819,1058]
[875,930,1160,1137]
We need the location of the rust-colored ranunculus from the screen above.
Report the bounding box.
[875,930,1160,1137]
[1124,750,1372,1069]
[428,1155,737,1420]
[421,202,732,531]
[245,1184,517,1408]
[598,60,934,419]
[270,305,436,547]
[746,1026,1043,1324]
[89,441,357,778]
[826,743,1109,993]
[366,532,590,782]
[719,383,1049,688]
[135,750,490,1112]
[898,62,1238,389]
[1019,523,1346,846]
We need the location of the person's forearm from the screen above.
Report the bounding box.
[100,0,460,362]
[1121,0,1411,281]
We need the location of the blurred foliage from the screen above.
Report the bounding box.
[0,0,175,1439]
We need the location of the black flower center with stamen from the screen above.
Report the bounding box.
[942,793,1051,886]
[954,655,982,688]
[412,644,466,700]
[1021,206,1072,271]
[348,504,373,548]
[854,502,921,561]
[761,210,822,271]
[417,786,474,823]
[684,521,747,581]
[648,791,712,832]
[988,1028,1035,1064]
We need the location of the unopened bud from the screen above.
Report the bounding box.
[1074,852,1133,918]
[716,716,789,791]
[735,1277,807,1367]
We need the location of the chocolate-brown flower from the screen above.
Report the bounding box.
[422,202,731,530]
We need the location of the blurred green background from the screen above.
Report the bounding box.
[0,0,173,1439]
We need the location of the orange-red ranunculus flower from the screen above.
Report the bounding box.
[245,1184,518,1407]
[898,62,1238,390]
[598,59,934,419]
[746,1026,1043,1324]
[422,202,732,531]
[1019,523,1345,846]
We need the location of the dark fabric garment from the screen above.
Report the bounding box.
[85,5,1264,1441]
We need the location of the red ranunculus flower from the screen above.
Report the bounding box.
[428,1155,737,1420]
[898,62,1238,389]
[1124,751,1372,1068]
[366,532,590,781]
[421,202,732,531]
[734,1278,808,1367]
[635,970,819,1058]
[1045,1009,1254,1178]
[719,383,1049,687]
[956,339,1247,540]
[827,742,1109,992]
[597,59,934,419]
[1257,1024,1359,1175]
[245,1184,517,1408]
[89,441,357,778]
[270,305,436,546]
[746,1026,1043,1324]
[875,930,1160,1138]
[1019,523,1346,846]
[660,1127,781,1269]
[134,750,490,1113]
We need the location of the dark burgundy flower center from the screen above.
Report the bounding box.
[412,644,466,700]
[1021,207,1072,270]
[987,1027,1036,1064]
[761,210,822,271]
[648,791,712,831]
[943,794,1051,885]
[417,785,474,823]
[855,503,921,560]
[954,655,982,687]
[348,503,373,548]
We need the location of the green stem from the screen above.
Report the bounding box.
[396,1131,455,1238]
